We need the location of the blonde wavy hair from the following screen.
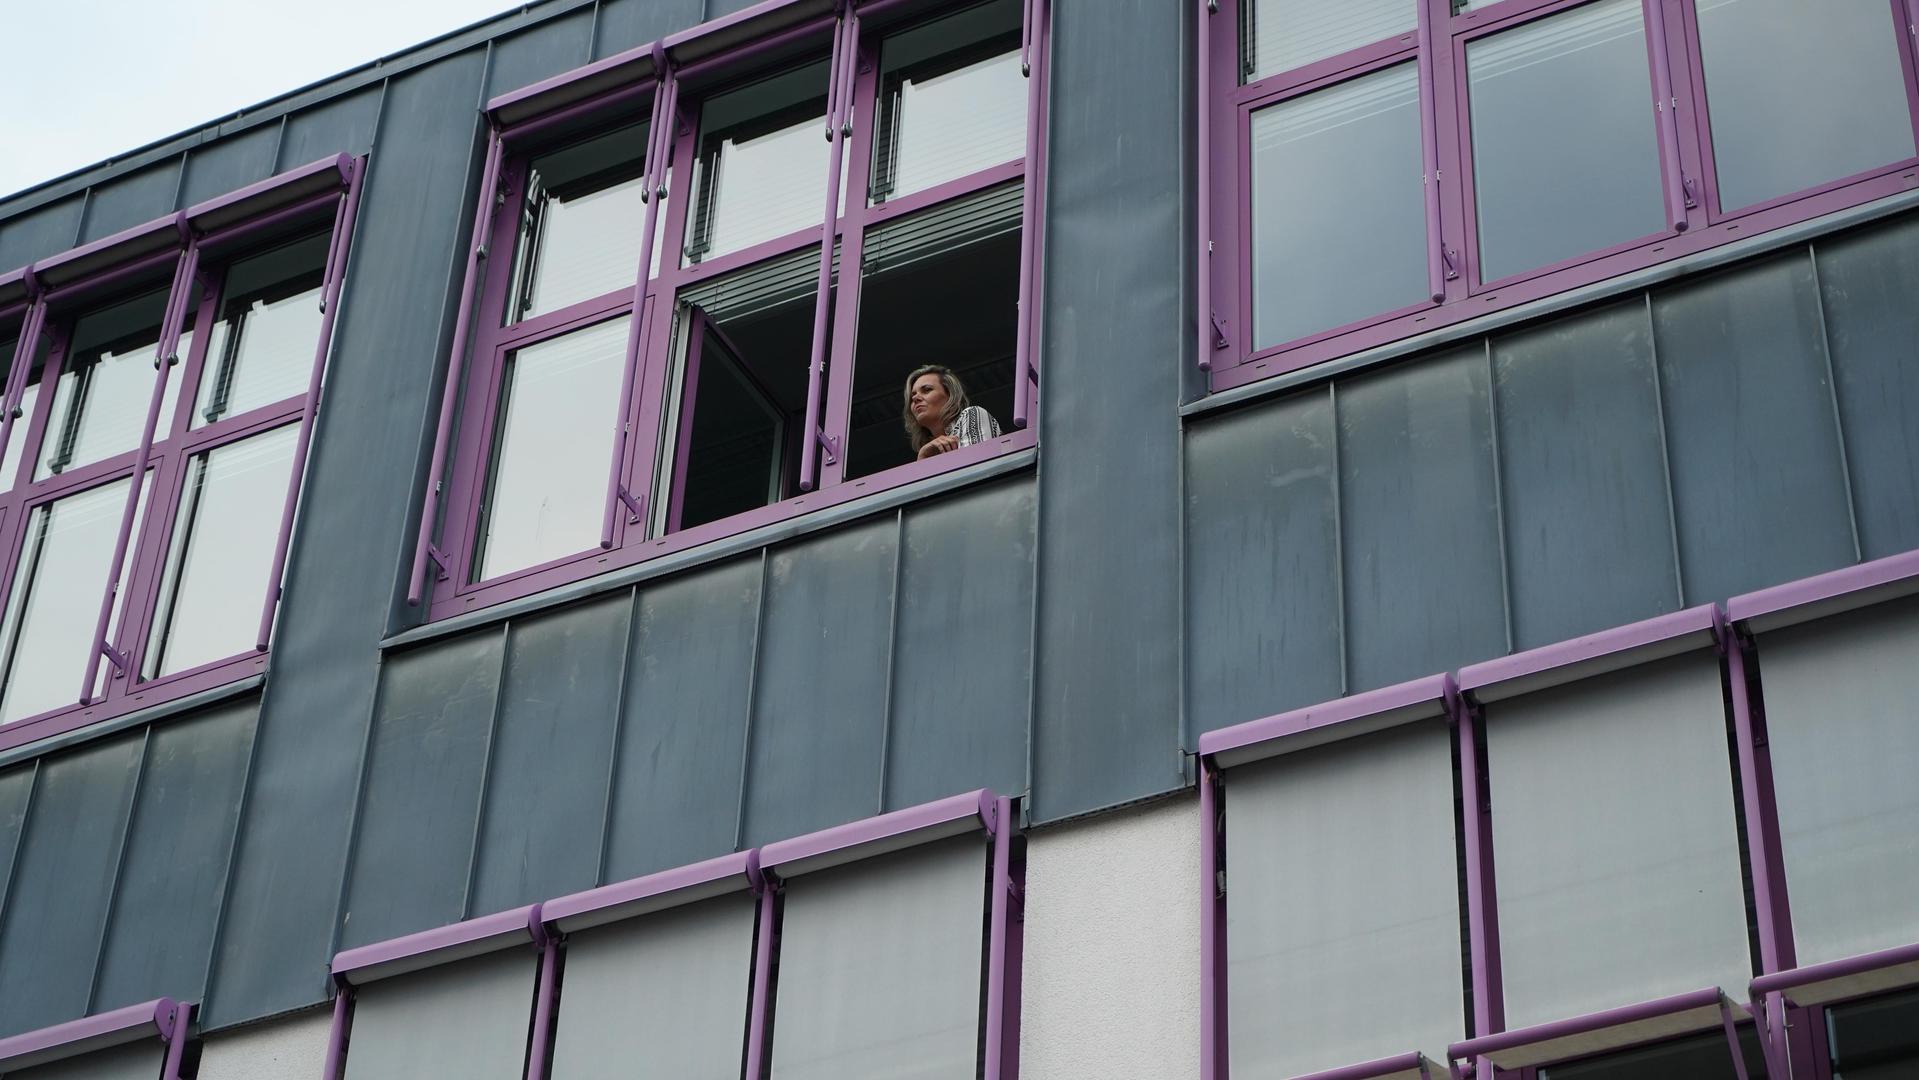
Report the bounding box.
[902,364,971,453]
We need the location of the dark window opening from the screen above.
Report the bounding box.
[1537,1025,1769,1080]
[1828,987,1919,1080]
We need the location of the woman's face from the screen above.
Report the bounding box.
[909,374,949,431]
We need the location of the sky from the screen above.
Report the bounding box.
[0,0,524,199]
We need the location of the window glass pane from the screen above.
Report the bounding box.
[686,62,833,265]
[663,246,822,532]
[1225,722,1465,1077]
[1250,62,1428,350]
[343,950,535,1080]
[1697,0,1916,212]
[846,183,1018,479]
[506,124,651,324]
[769,835,988,1080]
[143,425,299,679]
[37,289,188,479]
[191,233,329,428]
[1828,987,1919,1080]
[549,893,757,1079]
[872,0,1026,205]
[1753,597,1919,966]
[0,333,44,493]
[0,475,149,726]
[1467,0,1666,282]
[474,315,630,581]
[1242,0,1418,81]
[1484,654,1752,1029]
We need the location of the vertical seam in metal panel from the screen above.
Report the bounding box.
[1644,291,1688,608]
[86,727,153,1013]
[876,508,906,813]
[1021,469,1042,821]
[168,151,190,212]
[71,187,94,247]
[1483,337,1515,655]
[594,586,641,885]
[586,0,604,62]
[197,703,266,1016]
[0,760,43,935]
[1328,381,1349,696]
[323,649,390,977]
[463,620,513,919]
[735,548,772,852]
[269,115,290,173]
[1804,243,1863,563]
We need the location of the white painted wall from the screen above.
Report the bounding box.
[195,1005,333,1080]
[1018,794,1201,1080]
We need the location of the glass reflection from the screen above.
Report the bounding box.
[685,62,833,265]
[506,124,652,324]
[37,289,188,479]
[193,233,328,428]
[871,0,1025,205]
[1241,0,1417,83]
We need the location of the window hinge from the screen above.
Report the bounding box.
[1442,248,1461,281]
[1214,868,1227,899]
[1209,310,1230,350]
[816,429,841,467]
[615,485,646,526]
[1682,176,1699,209]
[425,542,453,582]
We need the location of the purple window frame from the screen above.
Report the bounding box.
[322,789,1023,1080]
[1198,0,1919,394]
[409,0,1051,624]
[0,156,364,754]
[0,998,194,1077]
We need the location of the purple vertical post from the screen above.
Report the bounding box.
[321,989,352,1080]
[1194,0,1216,376]
[158,1002,191,1080]
[1454,691,1504,1075]
[409,126,506,605]
[1417,0,1447,302]
[526,907,559,1080]
[798,12,853,493]
[0,296,46,477]
[1643,0,1690,232]
[602,61,673,549]
[743,882,780,1079]
[1012,0,1048,426]
[1724,626,1796,1077]
[984,795,1018,1080]
[1199,756,1227,1080]
[255,160,364,650]
[80,237,199,703]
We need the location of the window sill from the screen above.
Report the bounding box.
[389,433,1037,650]
[0,663,266,765]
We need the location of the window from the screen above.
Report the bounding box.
[0,156,361,751]
[1200,0,1919,390]
[412,0,1048,620]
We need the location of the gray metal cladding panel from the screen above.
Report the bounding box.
[470,593,631,914]
[1337,347,1507,691]
[91,700,258,1013]
[704,0,770,17]
[604,558,759,881]
[486,9,596,99]
[340,628,504,949]
[0,734,143,1037]
[206,50,487,1027]
[742,518,897,846]
[343,949,537,1080]
[0,764,31,907]
[8,1041,165,1080]
[76,163,182,244]
[1185,390,1342,737]
[0,196,84,271]
[1030,0,1188,818]
[176,126,283,209]
[1813,215,1919,559]
[276,85,385,166]
[1652,251,1857,603]
[1491,298,1681,648]
[885,478,1034,809]
[591,0,704,59]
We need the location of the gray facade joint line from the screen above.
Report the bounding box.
[320,648,392,999]
[0,760,43,932]
[1483,338,1515,656]
[461,620,515,921]
[268,115,291,173]
[0,676,265,770]
[69,187,94,248]
[382,450,1039,650]
[168,151,190,212]
[196,699,270,1025]
[876,508,907,814]
[85,726,154,1014]
[1181,188,1919,422]
[733,549,773,853]
[592,586,642,886]
[1803,243,1863,564]
[1641,292,1689,609]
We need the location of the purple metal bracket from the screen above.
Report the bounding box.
[1644,0,1691,233]
[527,922,560,1080]
[760,788,997,879]
[798,10,855,494]
[1012,0,1049,424]
[410,126,506,605]
[330,903,540,986]
[1723,623,1795,1078]
[1726,547,1919,634]
[1446,987,1750,1077]
[256,156,365,651]
[0,295,47,479]
[542,850,760,934]
[1418,0,1447,303]
[983,795,1022,1080]
[1199,755,1226,1080]
[320,992,351,1080]
[1297,1052,1447,1080]
[1455,603,1721,704]
[742,879,780,1080]
[1453,689,1505,1076]
[1200,673,1454,768]
[0,998,189,1073]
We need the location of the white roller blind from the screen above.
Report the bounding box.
[769,834,989,1080]
[9,1042,163,1080]
[1755,597,1919,966]
[548,892,758,1080]
[1225,720,1465,1077]
[1486,654,1752,1029]
[343,949,537,1080]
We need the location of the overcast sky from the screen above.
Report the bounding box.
[0,0,523,199]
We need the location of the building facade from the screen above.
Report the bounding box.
[0,0,1915,1077]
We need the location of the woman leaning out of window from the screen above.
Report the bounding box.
[905,364,1000,461]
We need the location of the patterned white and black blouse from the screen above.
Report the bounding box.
[947,405,1002,448]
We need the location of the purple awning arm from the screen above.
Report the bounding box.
[1643,0,1690,233]
[1195,0,1214,375]
[1011,0,1050,427]
[1417,0,1447,303]
[1200,672,1454,769]
[760,788,998,879]
[1446,987,1750,1076]
[0,998,190,1074]
[1751,941,1919,1010]
[330,903,542,987]
[541,849,760,934]
[1726,548,1919,634]
[1456,603,1722,705]
[0,294,47,481]
[797,8,855,494]
[982,794,1022,1080]
[1297,1051,1447,1080]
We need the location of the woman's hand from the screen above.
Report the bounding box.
[917,434,959,460]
